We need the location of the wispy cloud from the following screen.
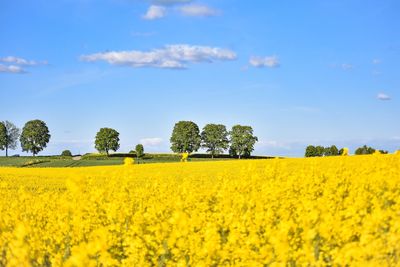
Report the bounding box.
[178,4,219,17]
[140,137,163,146]
[377,93,391,101]
[142,5,166,20]
[0,56,47,74]
[249,56,280,68]
[81,44,237,69]
[143,0,217,19]
[0,64,26,74]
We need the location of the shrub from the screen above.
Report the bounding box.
[61,150,72,157]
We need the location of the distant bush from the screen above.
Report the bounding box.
[81,153,136,160]
[61,150,72,157]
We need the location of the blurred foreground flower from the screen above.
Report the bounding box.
[181,152,189,162]
[124,157,134,166]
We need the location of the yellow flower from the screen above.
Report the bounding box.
[373,150,381,155]
[181,152,189,162]
[124,157,134,166]
[0,154,399,265]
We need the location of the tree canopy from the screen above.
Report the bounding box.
[170,121,201,153]
[135,144,144,158]
[306,145,340,157]
[0,122,6,154]
[355,145,375,155]
[20,120,50,156]
[229,125,258,159]
[0,121,20,157]
[61,150,73,157]
[95,128,120,156]
[201,124,229,158]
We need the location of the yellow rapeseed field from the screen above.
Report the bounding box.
[0,154,400,266]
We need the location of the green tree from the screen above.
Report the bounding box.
[135,144,144,159]
[94,128,120,156]
[324,145,339,156]
[61,150,72,157]
[201,124,229,158]
[229,125,258,159]
[355,145,375,155]
[305,145,316,157]
[170,121,201,153]
[0,121,20,157]
[315,146,325,157]
[0,122,6,155]
[20,120,50,156]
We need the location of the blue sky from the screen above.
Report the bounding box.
[1,0,399,156]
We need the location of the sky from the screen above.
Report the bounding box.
[0,0,399,157]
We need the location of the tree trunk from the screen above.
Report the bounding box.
[211,154,214,159]
[238,154,241,159]
[5,146,8,157]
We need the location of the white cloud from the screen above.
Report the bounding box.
[377,93,391,101]
[179,4,219,17]
[0,56,47,66]
[140,137,163,146]
[0,56,47,74]
[81,44,237,69]
[0,64,25,73]
[249,56,280,68]
[142,5,166,20]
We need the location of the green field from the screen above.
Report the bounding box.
[0,153,272,168]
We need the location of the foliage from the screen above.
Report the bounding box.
[324,145,339,156]
[355,145,376,155]
[94,128,120,156]
[201,124,229,158]
[229,125,258,159]
[315,146,325,157]
[229,147,238,158]
[305,145,317,157]
[0,154,399,265]
[0,121,20,157]
[61,150,73,157]
[306,145,340,157]
[135,144,144,158]
[20,120,50,156]
[0,122,6,154]
[170,121,201,153]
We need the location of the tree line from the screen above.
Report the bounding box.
[0,120,50,156]
[305,144,389,157]
[95,121,258,159]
